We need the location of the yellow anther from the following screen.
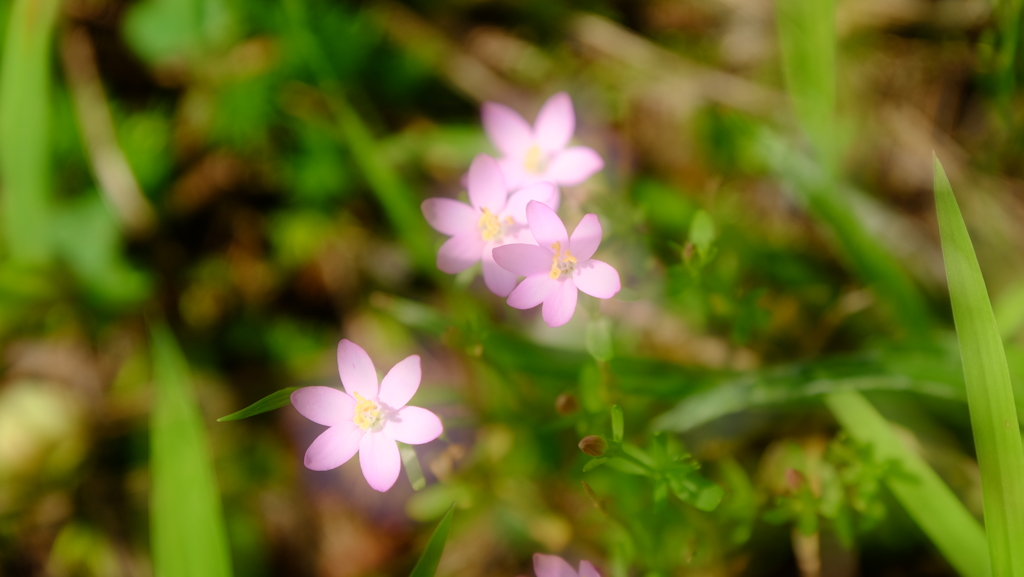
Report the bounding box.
[549,241,577,279]
[352,391,380,430]
[523,145,544,173]
[478,207,502,241]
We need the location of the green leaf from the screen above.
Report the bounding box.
[150,323,233,577]
[0,0,61,263]
[586,316,614,362]
[399,443,427,491]
[934,156,1024,576]
[668,473,724,512]
[611,405,624,443]
[409,505,455,577]
[217,387,298,422]
[688,210,716,264]
[825,390,988,577]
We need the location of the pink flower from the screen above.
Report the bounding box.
[493,201,621,327]
[291,340,443,492]
[482,92,604,193]
[530,554,601,577]
[422,154,557,296]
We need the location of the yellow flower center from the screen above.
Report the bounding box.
[478,208,514,241]
[523,145,546,174]
[549,241,577,279]
[353,392,381,430]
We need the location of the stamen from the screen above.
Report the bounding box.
[549,241,578,279]
[352,391,381,430]
[478,208,502,241]
[523,145,545,174]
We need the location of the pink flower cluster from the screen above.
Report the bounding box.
[422,93,621,327]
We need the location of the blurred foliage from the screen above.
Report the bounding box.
[0,0,1022,576]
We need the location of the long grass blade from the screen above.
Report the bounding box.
[934,156,1024,576]
[150,323,233,577]
[825,391,989,577]
[217,387,298,422]
[0,0,61,263]
[409,504,455,577]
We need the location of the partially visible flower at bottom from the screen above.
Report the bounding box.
[291,339,443,492]
[527,554,601,577]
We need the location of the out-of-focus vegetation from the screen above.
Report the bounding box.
[1,0,1024,576]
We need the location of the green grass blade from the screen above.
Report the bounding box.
[150,323,233,577]
[409,504,455,577]
[217,387,298,422]
[399,443,427,491]
[825,391,989,577]
[934,156,1024,576]
[0,0,61,263]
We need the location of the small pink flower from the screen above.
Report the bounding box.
[291,340,443,492]
[482,92,604,193]
[530,554,601,577]
[493,201,621,327]
[422,153,557,296]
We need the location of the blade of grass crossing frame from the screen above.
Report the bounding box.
[150,324,233,577]
[409,505,455,577]
[217,387,298,422]
[825,391,989,577]
[0,0,61,263]
[934,156,1024,576]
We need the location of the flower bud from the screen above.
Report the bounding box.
[578,435,608,457]
[555,393,579,415]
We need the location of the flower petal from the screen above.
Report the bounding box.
[498,156,529,191]
[493,243,552,277]
[534,92,575,153]
[377,355,421,409]
[526,200,568,249]
[303,425,363,471]
[578,561,601,577]
[467,154,507,213]
[542,279,578,327]
[382,406,443,444]
[358,432,402,492]
[482,102,533,156]
[291,386,355,427]
[483,243,519,297]
[544,146,604,186]
[507,273,557,309]
[421,198,477,236]
[568,213,603,262]
[437,232,484,274]
[573,259,621,299]
[337,339,378,400]
[502,182,558,224]
[533,554,577,577]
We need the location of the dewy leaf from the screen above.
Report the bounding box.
[217,387,298,422]
[409,504,455,577]
[150,323,233,577]
[934,156,1024,576]
[826,390,989,577]
[0,0,61,263]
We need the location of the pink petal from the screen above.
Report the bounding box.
[533,92,575,153]
[303,425,364,471]
[421,198,477,236]
[482,102,533,157]
[337,340,378,400]
[483,242,519,297]
[578,561,601,577]
[507,273,557,309]
[526,200,568,250]
[291,386,355,427]
[533,554,577,577]
[377,355,421,409]
[437,232,484,274]
[542,279,578,327]
[573,259,621,299]
[498,156,529,191]
[544,146,604,186]
[493,243,552,277]
[358,432,402,492]
[568,213,603,262]
[382,406,443,444]
[467,154,507,213]
[502,182,558,224]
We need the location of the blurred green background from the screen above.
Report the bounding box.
[2,0,1024,575]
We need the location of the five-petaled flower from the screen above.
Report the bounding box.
[527,554,601,577]
[493,201,621,327]
[483,92,604,194]
[291,340,443,492]
[422,153,557,296]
